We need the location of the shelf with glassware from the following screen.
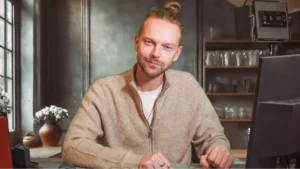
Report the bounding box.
[202,39,300,149]
[202,39,270,123]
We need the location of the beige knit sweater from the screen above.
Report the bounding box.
[62,66,230,169]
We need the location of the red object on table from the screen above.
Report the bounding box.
[0,113,13,168]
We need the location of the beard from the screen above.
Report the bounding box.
[137,55,172,78]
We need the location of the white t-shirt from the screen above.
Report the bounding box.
[137,85,163,124]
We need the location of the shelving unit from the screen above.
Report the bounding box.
[202,38,300,149]
[202,39,268,149]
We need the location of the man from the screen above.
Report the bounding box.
[62,1,233,169]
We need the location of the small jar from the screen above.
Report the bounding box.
[22,131,37,148]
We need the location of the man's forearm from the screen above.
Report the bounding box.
[62,138,144,169]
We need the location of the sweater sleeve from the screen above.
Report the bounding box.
[62,84,144,169]
[192,88,231,158]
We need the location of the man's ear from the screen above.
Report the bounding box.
[173,45,183,62]
[134,34,139,52]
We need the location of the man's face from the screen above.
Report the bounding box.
[134,17,182,78]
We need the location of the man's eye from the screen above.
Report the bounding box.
[145,40,153,45]
[163,46,172,51]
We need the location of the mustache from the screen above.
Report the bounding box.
[144,57,162,66]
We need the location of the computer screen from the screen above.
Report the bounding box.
[246,54,300,168]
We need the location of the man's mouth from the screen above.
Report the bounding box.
[146,60,160,66]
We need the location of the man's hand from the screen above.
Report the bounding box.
[138,152,172,169]
[200,147,233,169]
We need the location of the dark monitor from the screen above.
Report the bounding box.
[246,54,300,168]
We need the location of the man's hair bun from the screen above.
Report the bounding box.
[164,1,181,13]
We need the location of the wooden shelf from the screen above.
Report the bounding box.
[220,118,251,122]
[204,39,300,44]
[207,93,255,97]
[205,66,258,69]
[204,66,259,76]
[279,40,300,43]
[204,39,253,43]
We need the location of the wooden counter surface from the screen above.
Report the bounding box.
[30,146,248,160]
[231,149,247,159]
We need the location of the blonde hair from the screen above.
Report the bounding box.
[138,1,183,44]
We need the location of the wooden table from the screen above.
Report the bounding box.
[30,146,62,159]
[30,158,203,169]
[30,146,247,160]
[32,158,245,169]
[231,149,247,159]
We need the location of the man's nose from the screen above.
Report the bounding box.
[151,45,161,58]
